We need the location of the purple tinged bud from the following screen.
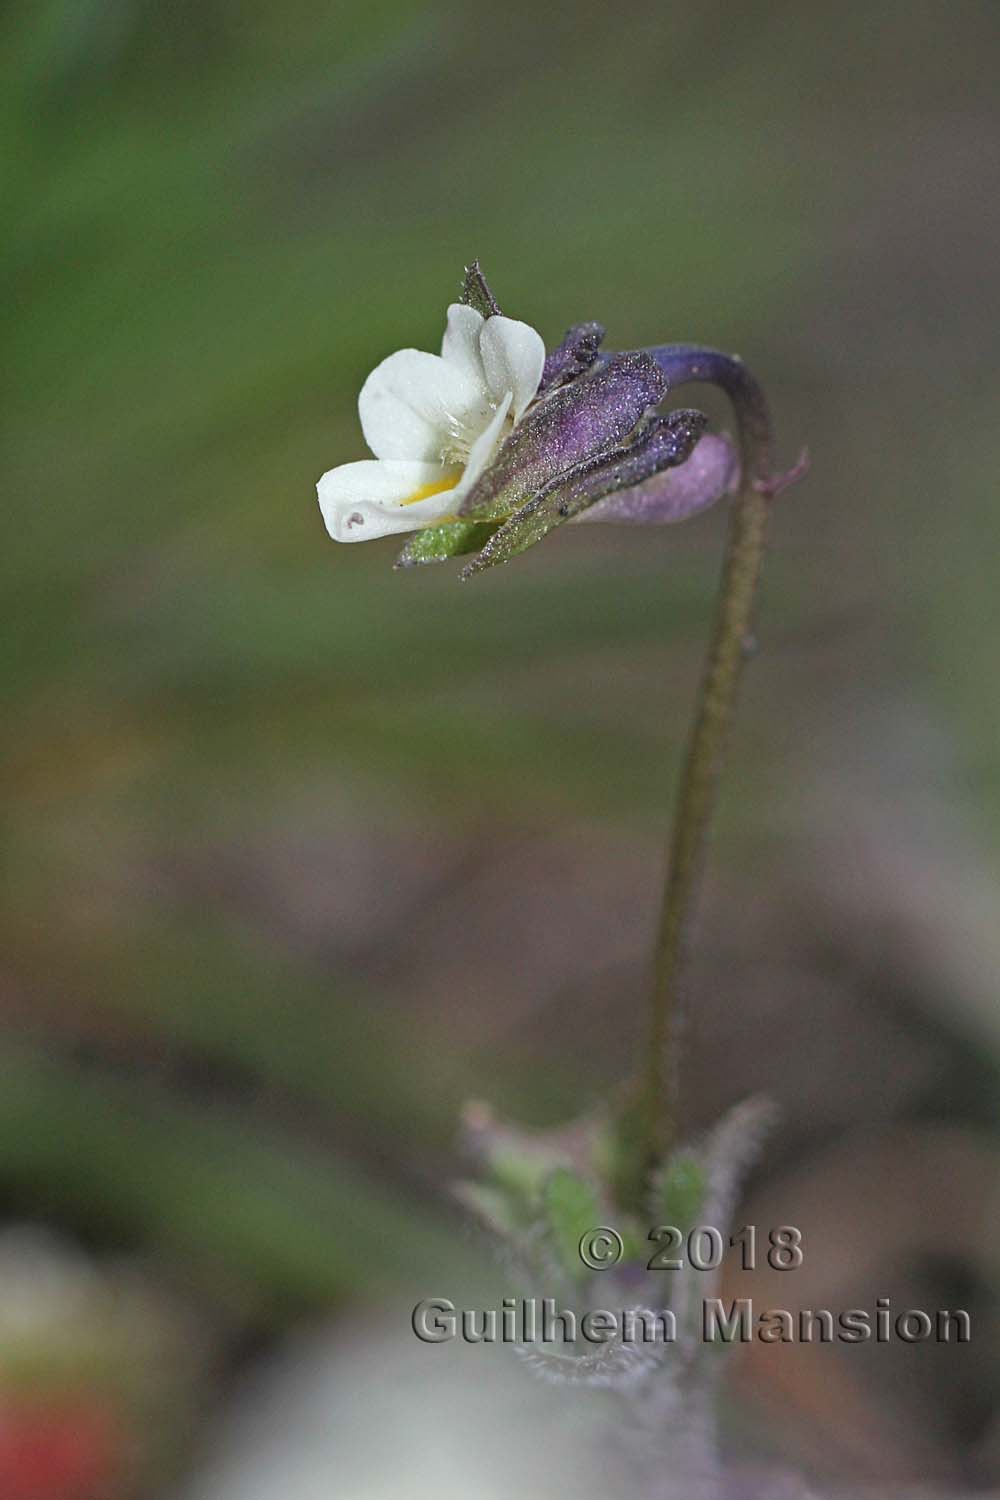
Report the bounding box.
[460,350,668,522]
[576,433,739,526]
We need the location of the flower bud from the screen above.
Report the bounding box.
[577,433,738,526]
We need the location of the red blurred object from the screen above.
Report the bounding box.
[0,1398,123,1500]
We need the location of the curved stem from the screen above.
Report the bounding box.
[635,345,776,1177]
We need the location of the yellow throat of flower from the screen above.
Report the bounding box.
[400,475,462,525]
[401,477,459,507]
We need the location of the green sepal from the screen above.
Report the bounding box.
[459,483,576,576]
[460,260,502,319]
[394,519,500,568]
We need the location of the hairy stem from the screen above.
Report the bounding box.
[635,346,776,1179]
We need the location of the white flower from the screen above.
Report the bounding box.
[317,304,546,542]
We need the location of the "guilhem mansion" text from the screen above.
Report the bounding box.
[411,1296,971,1346]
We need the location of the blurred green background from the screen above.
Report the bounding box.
[3,0,1000,1492]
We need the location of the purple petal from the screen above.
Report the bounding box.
[574,433,739,526]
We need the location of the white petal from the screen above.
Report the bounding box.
[440,303,486,385]
[358,348,490,462]
[451,393,513,503]
[317,459,461,542]
[478,315,546,420]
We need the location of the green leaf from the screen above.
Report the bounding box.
[542,1167,603,1280]
[656,1153,706,1230]
[395,519,500,568]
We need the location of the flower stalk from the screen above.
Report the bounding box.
[626,345,802,1196]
